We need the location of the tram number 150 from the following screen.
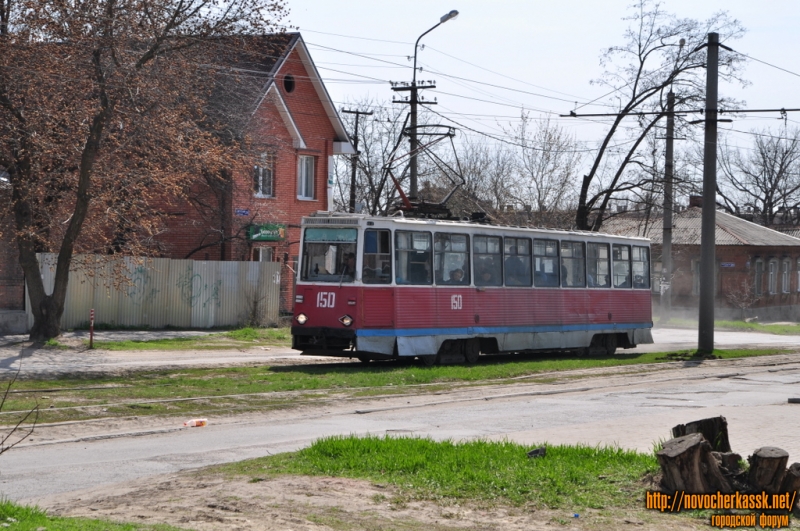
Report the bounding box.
[317,292,336,308]
[451,294,462,310]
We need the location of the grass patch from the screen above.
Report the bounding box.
[660,318,800,335]
[0,347,789,424]
[216,435,658,509]
[92,326,291,351]
[0,499,183,530]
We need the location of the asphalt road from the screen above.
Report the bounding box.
[0,327,798,507]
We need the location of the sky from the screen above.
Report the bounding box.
[281,0,800,157]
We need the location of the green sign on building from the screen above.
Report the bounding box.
[249,223,286,241]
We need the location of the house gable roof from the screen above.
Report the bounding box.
[602,207,800,246]
[206,33,354,154]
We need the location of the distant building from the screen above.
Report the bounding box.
[604,206,800,321]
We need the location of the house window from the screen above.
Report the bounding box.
[253,247,273,262]
[782,259,791,293]
[768,259,778,294]
[297,156,315,200]
[254,153,274,197]
[692,260,701,295]
[754,259,764,296]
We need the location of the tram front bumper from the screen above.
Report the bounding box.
[291,326,356,352]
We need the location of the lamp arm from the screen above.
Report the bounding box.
[413,22,441,85]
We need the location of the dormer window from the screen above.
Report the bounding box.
[283,74,295,93]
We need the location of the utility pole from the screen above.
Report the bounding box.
[341,109,373,213]
[392,81,436,201]
[698,32,720,354]
[661,90,675,321]
[392,10,458,202]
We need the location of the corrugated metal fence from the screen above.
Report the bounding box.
[27,254,281,329]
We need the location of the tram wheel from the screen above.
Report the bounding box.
[464,339,480,364]
[357,355,372,364]
[419,354,438,366]
[604,334,618,356]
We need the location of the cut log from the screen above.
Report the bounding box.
[780,463,800,517]
[747,447,788,494]
[672,416,731,452]
[657,433,732,493]
[711,451,743,474]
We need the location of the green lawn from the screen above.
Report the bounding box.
[660,318,800,335]
[216,435,659,510]
[0,500,185,531]
[0,347,789,424]
[90,327,291,351]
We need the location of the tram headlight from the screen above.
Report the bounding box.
[339,314,353,327]
[296,313,308,325]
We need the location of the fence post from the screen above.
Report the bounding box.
[89,308,95,349]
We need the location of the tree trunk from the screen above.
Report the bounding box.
[28,296,63,342]
[780,463,800,516]
[672,416,732,452]
[748,447,789,494]
[657,433,732,493]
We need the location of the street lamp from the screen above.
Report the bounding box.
[406,10,458,200]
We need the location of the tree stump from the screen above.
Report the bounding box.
[779,463,800,517]
[747,447,788,494]
[672,416,731,452]
[657,433,732,493]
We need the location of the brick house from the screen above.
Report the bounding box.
[152,33,354,312]
[604,206,800,321]
[0,33,354,331]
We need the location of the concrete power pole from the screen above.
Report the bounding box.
[661,90,675,321]
[342,109,373,213]
[698,32,720,353]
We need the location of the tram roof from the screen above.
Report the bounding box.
[302,212,650,243]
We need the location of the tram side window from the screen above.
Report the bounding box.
[587,242,611,288]
[395,231,432,285]
[632,246,650,289]
[612,244,632,288]
[533,239,559,287]
[561,241,586,287]
[300,228,358,282]
[363,229,392,284]
[504,237,532,286]
[434,233,470,285]
[474,235,503,286]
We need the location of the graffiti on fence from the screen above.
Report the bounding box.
[126,265,160,305]
[177,267,222,308]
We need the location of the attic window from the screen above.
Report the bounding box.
[283,74,295,93]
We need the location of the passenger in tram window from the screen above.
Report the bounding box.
[342,253,357,278]
[504,246,525,285]
[478,269,493,284]
[448,268,465,284]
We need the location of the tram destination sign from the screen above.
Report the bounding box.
[248,223,286,241]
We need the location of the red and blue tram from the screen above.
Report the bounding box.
[291,212,653,364]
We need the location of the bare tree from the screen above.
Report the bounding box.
[574,0,746,231]
[717,127,800,226]
[725,277,760,320]
[0,0,288,340]
[510,114,583,222]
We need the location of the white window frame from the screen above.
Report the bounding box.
[768,259,778,294]
[297,155,315,200]
[254,152,275,198]
[781,259,791,293]
[797,258,800,292]
[754,259,764,296]
[254,247,274,262]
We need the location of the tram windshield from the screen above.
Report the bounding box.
[301,228,358,282]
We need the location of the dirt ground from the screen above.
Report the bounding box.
[42,471,710,531]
